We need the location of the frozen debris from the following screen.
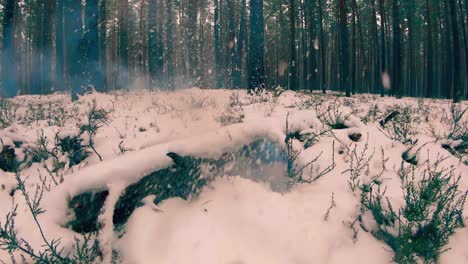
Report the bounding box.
[379,111,400,128]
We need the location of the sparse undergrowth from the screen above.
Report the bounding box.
[218,92,245,126]
[380,105,419,145]
[440,103,467,161]
[347,152,467,263]
[0,174,101,263]
[0,99,110,174]
[315,98,351,130]
[283,113,336,185]
[0,91,466,263]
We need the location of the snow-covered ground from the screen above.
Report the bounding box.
[0,88,467,263]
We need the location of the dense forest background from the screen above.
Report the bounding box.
[0,0,467,101]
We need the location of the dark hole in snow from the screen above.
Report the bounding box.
[0,146,17,172]
[68,190,110,233]
[66,138,288,234]
[348,132,362,142]
[402,150,418,166]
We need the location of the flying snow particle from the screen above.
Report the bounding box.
[314,39,319,50]
[382,72,391,90]
[279,61,288,77]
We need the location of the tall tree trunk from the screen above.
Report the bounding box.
[233,0,247,88]
[166,0,175,88]
[458,0,468,93]
[351,0,357,94]
[32,3,44,94]
[379,0,387,96]
[214,0,222,87]
[426,0,434,98]
[56,0,66,91]
[443,0,453,99]
[118,0,129,89]
[226,0,235,87]
[39,0,55,94]
[288,0,297,90]
[247,0,265,90]
[148,0,161,88]
[278,3,288,88]
[305,0,317,90]
[1,0,17,97]
[188,0,199,84]
[308,0,318,90]
[65,0,83,100]
[85,0,105,91]
[370,0,380,94]
[449,0,461,102]
[318,0,326,93]
[99,0,107,90]
[407,3,416,97]
[339,0,350,97]
[392,0,402,98]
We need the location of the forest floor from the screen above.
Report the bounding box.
[0,88,467,263]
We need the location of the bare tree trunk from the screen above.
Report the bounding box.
[318,0,326,93]
[1,0,17,97]
[288,0,298,90]
[449,0,461,102]
[392,0,402,98]
[247,0,265,90]
[339,0,350,97]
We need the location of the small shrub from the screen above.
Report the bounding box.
[444,103,467,156]
[361,104,381,124]
[356,158,467,263]
[283,114,336,185]
[218,92,244,126]
[23,131,61,170]
[381,105,419,144]
[18,100,79,127]
[298,94,325,110]
[22,102,47,125]
[57,135,89,167]
[0,173,101,263]
[316,98,351,129]
[417,98,431,122]
[0,97,17,129]
[79,99,110,161]
[343,138,375,193]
